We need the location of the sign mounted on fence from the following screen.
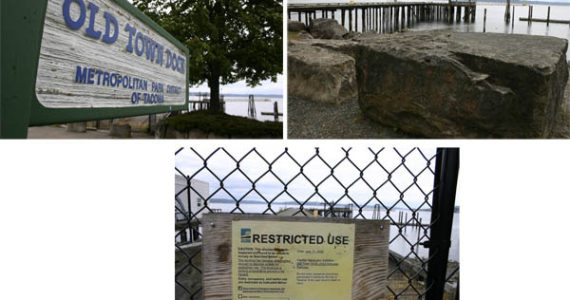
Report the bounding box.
[0,0,189,137]
[202,214,390,300]
[232,220,355,300]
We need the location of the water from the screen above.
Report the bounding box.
[289,1,570,57]
[197,201,460,262]
[189,96,283,122]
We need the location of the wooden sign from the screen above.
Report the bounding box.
[202,214,390,300]
[0,0,188,137]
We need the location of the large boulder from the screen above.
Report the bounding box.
[309,18,348,40]
[288,41,358,104]
[289,31,569,138]
[288,20,306,32]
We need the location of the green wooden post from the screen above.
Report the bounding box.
[1,0,48,138]
[1,0,189,139]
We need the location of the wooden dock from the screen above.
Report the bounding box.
[288,1,477,33]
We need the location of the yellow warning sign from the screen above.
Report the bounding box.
[231,220,355,300]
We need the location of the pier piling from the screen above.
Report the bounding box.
[288,2,477,32]
[483,8,487,32]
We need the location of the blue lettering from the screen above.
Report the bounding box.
[178,56,185,74]
[102,72,110,86]
[124,24,136,53]
[171,53,178,71]
[165,49,172,68]
[62,0,86,30]
[131,92,139,104]
[167,85,181,94]
[135,32,145,56]
[85,2,102,39]
[102,12,118,44]
[156,44,164,65]
[110,73,118,87]
[122,75,129,88]
[95,69,103,84]
[75,66,87,83]
[145,39,156,62]
[87,68,95,84]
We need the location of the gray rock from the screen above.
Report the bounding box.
[109,123,132,138]
[288,40,358,104]
[308,18,348,40]
[298,30,314,40]
[289,31,569,138]
[343,31,362,40]
[288,20,306,32]
[66,122,86,133]
[551,66,570,138]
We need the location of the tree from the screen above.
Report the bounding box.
[133,0,282,112]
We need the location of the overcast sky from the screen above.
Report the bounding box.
[190,74,283,95]
[175,146,440,210]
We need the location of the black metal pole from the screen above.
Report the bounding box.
[425,148,460,300]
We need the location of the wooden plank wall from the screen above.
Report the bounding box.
[36,0,186,108]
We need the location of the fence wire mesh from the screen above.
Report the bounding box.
[175,147,458,300]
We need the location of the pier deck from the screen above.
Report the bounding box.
[288,1,477,33]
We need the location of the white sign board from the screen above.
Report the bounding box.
[35,0,187,108]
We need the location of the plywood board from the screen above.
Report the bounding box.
[202,214,390,300]
[36,0,186,109]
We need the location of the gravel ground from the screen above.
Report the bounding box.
[289,66,570,139]
[288,96,415,139]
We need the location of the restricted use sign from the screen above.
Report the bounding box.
[231,220,356,300]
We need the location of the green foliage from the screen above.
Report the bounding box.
[161,110,283,138]
[133,0,283,111]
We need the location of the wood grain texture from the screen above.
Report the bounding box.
[202,214,390,300]
[36,0,186,108]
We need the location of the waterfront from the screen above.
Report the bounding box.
[289,1,570,56]
[200,201,459,262]
[189,95,284,122]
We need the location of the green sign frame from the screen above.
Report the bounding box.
[1,0,189,138]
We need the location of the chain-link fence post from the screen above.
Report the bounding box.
[425,148,459,300]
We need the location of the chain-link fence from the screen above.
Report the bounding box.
[175,147,459,300]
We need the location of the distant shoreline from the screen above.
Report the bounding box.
[189,92,283,99]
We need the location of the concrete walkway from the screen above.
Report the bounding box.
[27,126,155,139]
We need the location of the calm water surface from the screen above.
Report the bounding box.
[189,96,283,122]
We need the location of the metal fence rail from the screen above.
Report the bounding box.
[175,147,459,300]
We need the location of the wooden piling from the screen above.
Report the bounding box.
[483,8,487,32]
[512,6,515,28]
[547,6,551,26]
[349,8,353,31]
[527,6,531,25]
[401,5,405,29]
[362,8,366,32]
[341,9,345,27]
[505,0,511,23]
[456,5,461,23]
[530,5,534,24]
